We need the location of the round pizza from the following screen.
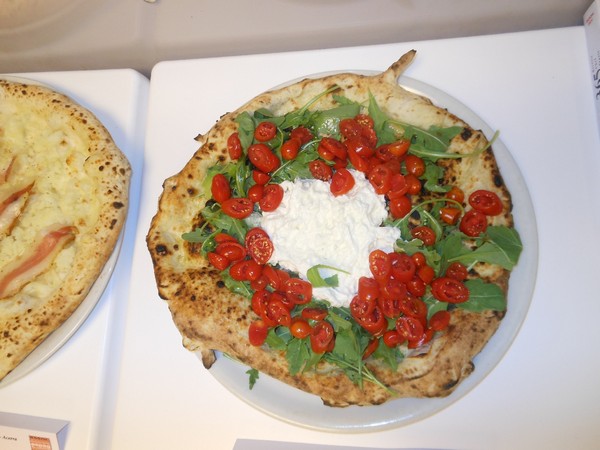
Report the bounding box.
[0,79,131,381]
[147,50,523,407]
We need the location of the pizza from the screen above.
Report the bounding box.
[0,79,131,381]
[147,50,523,407]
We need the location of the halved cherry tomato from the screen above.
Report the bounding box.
[245,228,274,265]
[410,251,426,268]
[411,225,436,246]
[227,132,242,160]
[362,338,379,360]
[404,155,426,177]
[229,259,262,281]
[248,320,269,346]
[290,126,313,145]
[369,249,391,282]
[254,121,277,142]
[399,295,427,325]
[310,321,335,353]
[346,146,370,173]
[214,232,237,244]
[281,137,301,160]
[439,206,461,225]
[387,173,408,199]
[308,160,333,181]
[318,137,347,161]
[266,298,291,327]
[396,315,424,342]
[406,276,426,297]
[251,289,272,318]
[252,170,270,185]
[446,185,465,204]
[368,164,393,195]
[431,277,470,303]
[339,118,362,139]
[429,310,451,331]
[301,307,328,322]
[259,184,284,212]
[383,329,403,348]
[445,262,469,281]
[215,241,246,262]
[221,197,254,219]
[330,168,355,196]
[248,143,280,173]
[207,252,230,271]
[390,253,415,283]
[210,173,231,203]
[250,275,268,291]
[355,305,387,336]
[388,139,411,158]
[290,318,312,339]
[388,194,412,219]
[247,184,264,203]
[355,113,375,129]
[469,189,503,216]
[417,264,435,284]
[357,276,380,302]
[379,277,407,302]
[405,174,422,195]
[350,295,376,320]
[345,135,374,158]
[459,209,488,237]
[378,295,402,319]
[283,278,313,305]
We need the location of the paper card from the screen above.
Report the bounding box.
[233,439,441,450]
[0,412,68,450]
[585,0,600,132]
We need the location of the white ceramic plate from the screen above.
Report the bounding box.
[0,76,125,388]
[204,74,539,432]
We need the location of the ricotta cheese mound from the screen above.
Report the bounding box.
[258,170,400,307]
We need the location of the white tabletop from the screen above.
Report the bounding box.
[0,70,148,449]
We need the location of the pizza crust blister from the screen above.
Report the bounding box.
[147,51,516,407]
[0,79,131,381]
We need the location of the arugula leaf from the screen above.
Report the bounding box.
[246,368,260,389]
[201,203,248,242]
[220,270,253,299]
[306,264,350,288]
[271,142,319,183]
[372,338,403,371]
[234,111,256,150]
[422,161,450,193]
[368,92,397,145]
[459,278,507,312]
[309,104,360,138]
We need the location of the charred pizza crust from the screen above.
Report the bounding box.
[147,51,514,406]
[0,79,131,381]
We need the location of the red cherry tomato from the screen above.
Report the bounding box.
[357,276,380,302]
[396,315,424,342]
[345,135,375,158]
[215,241,246,262]
[362,338,379,360]
[283,278,313,305]
[247,184,264,203]
[207,252,230,271]
[368,164,393,195]
[369,249,392,282]
[210,173,231,203]
[290,126,313,145]
[446,262,469,281]
[339,118,362,139]
[459,209,488,237]
[319,137,347,161]
[310,321,335,353]
[252,170,271,185]
[346,146,370,173]
[417,264,435,284]
[399,295,427,326]
[265,298,292,327]
[439,206,461,225]
[404,155,426,177]
[227,132,243,160]
[259,184,284,212]
[405,174,422,195]
[383,330,403,348]
[248,143,280,173]
[388,194,412,219]
[390,253,415,283]
[468,189,503,216]
[221,197,254,219]
[245,228,274,265]
[229,259,262,281]
[281,137,301,160]
[290,318,312,339]
[410,252,426,268]
[214,232,237,244]
[431,277,470,303]
[330,168,355,196]
[411,225,436,246]
[387,173,408,199]
[301,307,328,321]
[251,289,272,319]
[388,139,411,158]
[355,113,375,129]
[446,186,465,204]
[355,305,387,336]
[308,160,333,181]
[350,295,376,320]
[378,294,402,319]
[429,310,451,331]
[406,276,426,297]
[248,320,269,346]
[254,121,278,142]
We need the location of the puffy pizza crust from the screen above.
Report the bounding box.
[147,51,514,406]
[0,79,131,381]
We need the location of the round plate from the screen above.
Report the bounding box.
[0,76,125,388]
[204,74,539,432]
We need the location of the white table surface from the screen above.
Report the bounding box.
[0,70,148,449]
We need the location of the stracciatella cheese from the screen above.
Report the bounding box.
[259,170,400,307]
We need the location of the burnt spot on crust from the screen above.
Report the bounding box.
[460,128,473,141]
[112,201,125,209]
[216,280,226,288]
[154,244,169,256]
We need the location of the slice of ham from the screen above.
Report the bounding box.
[0,183,34,237]
[0,157,16,184]
[0,225,77,299]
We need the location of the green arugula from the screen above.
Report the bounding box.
[306,264,350,288]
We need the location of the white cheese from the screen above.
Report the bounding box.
[259,169,400,307]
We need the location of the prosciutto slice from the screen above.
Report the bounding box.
[0,183,34,237]
[0,225,77,299]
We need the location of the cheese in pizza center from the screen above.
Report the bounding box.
[259,170,400,307]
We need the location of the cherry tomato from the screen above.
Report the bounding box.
[283,278,313,305]
[369,249,392,282]
[247,184,264,203]
[310,321,335,353]
[439,206,461,225]
[319,137,347,161]
[387,173,408,199]
[469,189,503,216]
[355,113,375,129]
[360,126,378,148]
[417,264,435,284]
[248,320,269,346]
[390,253,415,283]
[346,146,370,173]
[215,241,246,262]
[411,225,436,246]
[396,315,424,342]
[252,170,271,185]
[281,137,301,160]
[207,252,230,271]
[308,160,333,181]
[357,276,380,302]
[210,173,231,203]
[248,143,280,173]
[405,174,422,195]
[345,135,375,158]
[339,118,362,139]
[388,139,411,158]
[259,184,284,212]
[406,276,426,297]
[290,126,313,145]
[214,232,237,244]
[254,121,278,142]
[227,132,242,160]
[388,194,412,219]
[250,275,268,291]
[251,289,272,319]
[229,259,262,281]
[429,310,451,331]
[355,305,387,336]
[399,295,427,326]
[221,197,254,219]
[245,228,274,265]
[431,277,470,303]
[378,295,402,319]
[410,251,426,268]
[383,330,403,348]
[330,168,355,196]
[362,338,379,360]
[368,164,393,195]
[446,186,465,204]
[404,155,426,177]
[445,262,469,281]
[379,277,407,302]
[290,318,312,339]
[459,209,488,237]
[301,307,328,322]
[266,298,292,327]
[350,295,376,320]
